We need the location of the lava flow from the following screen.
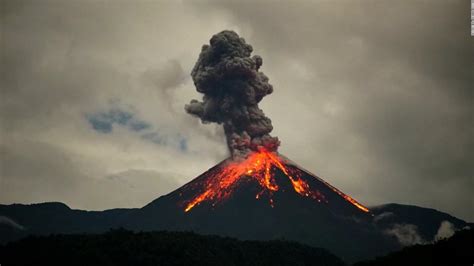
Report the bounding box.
[183,149,369,213]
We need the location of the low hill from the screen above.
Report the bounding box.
[0,202,133,243]
[370,203,468,242]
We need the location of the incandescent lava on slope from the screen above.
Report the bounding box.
[181,149,369,213]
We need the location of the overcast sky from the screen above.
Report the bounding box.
[1,0,473,221]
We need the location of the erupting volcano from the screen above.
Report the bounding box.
[127,31,394,262]
[180,30,369,215]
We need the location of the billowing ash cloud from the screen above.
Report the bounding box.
[185,30,279,159]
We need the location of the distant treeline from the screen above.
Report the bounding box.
[0,229,344,266]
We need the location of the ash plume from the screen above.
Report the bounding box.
[185,30,279,159]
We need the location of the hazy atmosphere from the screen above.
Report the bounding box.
[1,0,473,221]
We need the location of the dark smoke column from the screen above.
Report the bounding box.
[185,30,280,159]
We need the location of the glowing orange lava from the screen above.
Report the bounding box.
[183,149,369,213]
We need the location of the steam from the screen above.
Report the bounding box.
[373,211,394,222]
[385,223,425,246]
[434,221,456,241]
[0,216,25,230]
[185,30,279,159]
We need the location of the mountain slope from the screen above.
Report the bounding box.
[370,203,468,242]
[0,202,133,243]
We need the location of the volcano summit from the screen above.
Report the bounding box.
[182,149,369,214]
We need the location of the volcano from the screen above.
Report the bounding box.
[126,150,398,261]
[123,31,402,261]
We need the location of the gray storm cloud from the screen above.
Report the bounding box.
[185,30,279,159]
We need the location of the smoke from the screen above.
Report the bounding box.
[0,216,25,230]
[385,223,425,246]
[185,30,279,159]
[373,211,394,222]
[434,221,456,241]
